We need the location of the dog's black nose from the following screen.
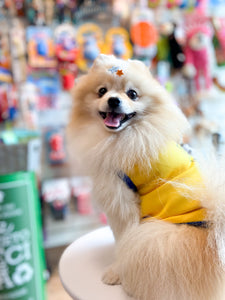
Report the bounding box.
[108,97,121,109]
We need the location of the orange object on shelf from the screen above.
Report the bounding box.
[130,21,158,48]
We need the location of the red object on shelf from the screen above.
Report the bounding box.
[77,193,93,215]
[62,73,75,90]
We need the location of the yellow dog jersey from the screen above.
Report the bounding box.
[124,142,206,224]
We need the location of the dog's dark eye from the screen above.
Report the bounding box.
[127,89,138,100]
[98,87,107,97]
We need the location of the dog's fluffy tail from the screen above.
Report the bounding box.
[116,221,225,300]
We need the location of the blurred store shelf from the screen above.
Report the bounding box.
[44,209,103,249]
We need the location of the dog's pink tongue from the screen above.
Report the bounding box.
[104,113,123,128]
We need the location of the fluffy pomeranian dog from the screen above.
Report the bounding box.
[67,54,225,300]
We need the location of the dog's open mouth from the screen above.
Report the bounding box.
[99,111,136,129]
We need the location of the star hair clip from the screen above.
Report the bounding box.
[108,66,124,77]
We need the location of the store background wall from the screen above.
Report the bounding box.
[1,0,225,299]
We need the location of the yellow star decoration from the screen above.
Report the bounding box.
[116,69,124,76]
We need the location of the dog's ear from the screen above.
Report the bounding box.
[128,59,152,76]
[91,54,117,70]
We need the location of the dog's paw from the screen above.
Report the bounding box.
[102,266,121,285]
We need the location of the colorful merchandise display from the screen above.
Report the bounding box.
[0,0,224,107]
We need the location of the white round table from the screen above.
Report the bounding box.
[59,226,134,300]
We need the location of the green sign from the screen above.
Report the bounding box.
[0,172,46,300]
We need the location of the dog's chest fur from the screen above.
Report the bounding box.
[90,165,140,240]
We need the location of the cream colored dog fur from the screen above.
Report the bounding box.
[67,54,225,300]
